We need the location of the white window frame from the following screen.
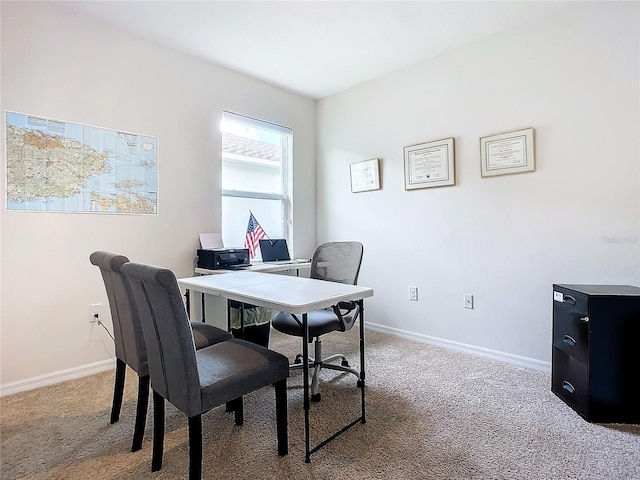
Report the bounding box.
[220,111,292,249]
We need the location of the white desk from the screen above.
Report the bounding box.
[189,261,311,326]
[177,271,373,462]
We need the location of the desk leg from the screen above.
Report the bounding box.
[201,293,206,323]
[300,302,366,462]
[359,299,366,423]
[302,312,311,463]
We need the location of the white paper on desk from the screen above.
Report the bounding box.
[199,233,223,249]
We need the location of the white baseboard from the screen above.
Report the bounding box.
[0,359,115,397]
[365,322,551,373]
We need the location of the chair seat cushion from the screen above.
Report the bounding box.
[190,321,233,349]
[196,339,289,413]
[271,309,343,339]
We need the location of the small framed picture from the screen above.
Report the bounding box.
[480,127,535,177]
[350,158,380,193]
[404,137,455,190]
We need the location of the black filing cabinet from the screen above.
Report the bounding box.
[552,284,640,423]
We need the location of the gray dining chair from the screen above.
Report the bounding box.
[271,241,364,401]
[121,261,289,479]
[89,251,232,452]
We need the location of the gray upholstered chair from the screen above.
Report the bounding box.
[89,251,232,452]
[271,241,364,401]
[120,261,289,479]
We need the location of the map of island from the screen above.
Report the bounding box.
[5,112,158,214]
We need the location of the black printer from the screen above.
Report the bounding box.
[197,248,250,270]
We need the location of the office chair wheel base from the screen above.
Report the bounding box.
[341,359,350,367]
[311,393,321,402]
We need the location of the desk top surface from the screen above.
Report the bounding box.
[178,271,373,314]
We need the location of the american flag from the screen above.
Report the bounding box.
[244,212,267,259]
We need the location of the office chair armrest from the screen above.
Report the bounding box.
[336,301,356,314]
[332,301,360,332]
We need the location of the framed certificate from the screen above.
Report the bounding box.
[404,137,455,190]
[480,127,535,177]
[350,158,380,193]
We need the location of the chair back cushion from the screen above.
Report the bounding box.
[121,262,201,414]
[89,251,148,376]
[311,241,363,285]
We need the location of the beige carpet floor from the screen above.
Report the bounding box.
[1,328,639,480]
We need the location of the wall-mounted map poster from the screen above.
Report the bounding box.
[5,111,158,214]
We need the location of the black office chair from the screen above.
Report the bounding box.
[89,251,232,452]
[271,241,364,401]
[121,261,289,479]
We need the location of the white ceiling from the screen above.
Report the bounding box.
[58,1,571,99]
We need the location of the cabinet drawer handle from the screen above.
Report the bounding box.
[562,335,576,346]
[563,295,576,305]
[562,381,575,394]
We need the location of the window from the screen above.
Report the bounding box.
[220,111,292,256]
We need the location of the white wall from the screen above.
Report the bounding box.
[317,2,640,366]
[0,2,316,388]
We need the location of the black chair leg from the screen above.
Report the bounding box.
[131,375,149,452]
[231,397,244,426]
[275,379,288,456]
[188,415,203,480]
[110,359,126,424]
[151,391,164,472]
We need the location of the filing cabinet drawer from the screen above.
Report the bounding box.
[552,305,589,364]
[553,287,589,315]
[551,347,588,419]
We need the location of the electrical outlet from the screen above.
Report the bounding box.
[464,294,474,309]
[89,303,101,323]
[409,286,418,301]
